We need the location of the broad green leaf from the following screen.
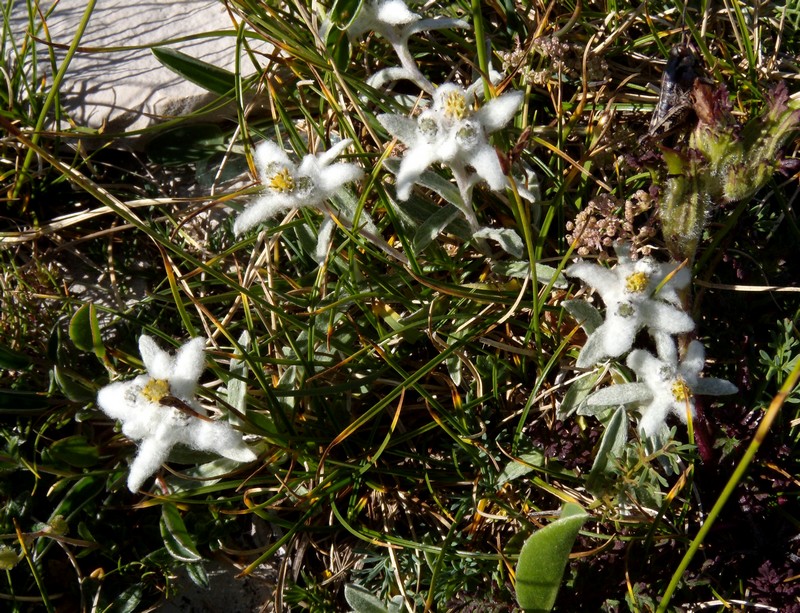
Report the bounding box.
[587,405,628,494]
[48,475,106,523]
[557,370,603,419]
[473,227,524,258]
[0,344,31,370]
[104,584,143,613]
[53,365,95,403]
[562,299,603,335]
[69,303,105,358]
[151,47,236,96]
[496,450,545,487]
[186,561,209,589]
[48,435,100,468]
[493,261,568,288]
[227,330,250,426]
[412,205,461,253]
[515,502,588,612]
[160,503,203,562]
[330,0,363,28]
[344,583,390,613]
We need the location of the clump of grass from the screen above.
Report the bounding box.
[1,1,799,611]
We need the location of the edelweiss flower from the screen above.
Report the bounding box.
[586,334,737,441]
[97,335,256,492]
[345,0,469,93]
[234,139,364,236]
[347,0,421,40]
[378,83,523,203]
[566,242,695,367]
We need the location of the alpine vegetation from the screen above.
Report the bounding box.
[378,82,524,230]
[586,333,738,442]
[234,139,364,253]
[565,242,694,368]
[96,335,256,492]
[344,0,469,93]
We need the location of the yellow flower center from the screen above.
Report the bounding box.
[625,271,649,293]
[268,167,295,193]
[443,91,468,120]
[141,378,170,403]
[671,378,692,403]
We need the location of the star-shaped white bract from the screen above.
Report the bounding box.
[347,0,421,40]
[346,1,469,93]
[587,335,737,441]
[566,243,695,367]
[378,82,523,201]
[233,139,364,236]
[97,335,256,492]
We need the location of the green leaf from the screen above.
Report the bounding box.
[68,303,106,359]
[53,365,95,403]
[104,584,143,613]
[493,261,568,288]
[151,47,237,96]
[344,583,391,613]
[562,299,603,334]
[227,330,250,427]
[330,0,363,28]
[587,406,629,494]
[515,502,588,612]
[186,561,209,589]
[412,205,461,253]
[0,389,50,412]
[557,370,603,419]
[473,227,524,258]
[0,344,31,370]
[496,450,545,488]
[48,435,100,468]
[160,503,203,562]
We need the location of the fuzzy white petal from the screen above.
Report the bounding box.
[97,381,132,422]
[395,145,440,200]
[475,90,524,133]
[597,317,638,358]
[139,335,171,380]
[466,142,508,190]
[254,141,293,172]
[170,338,206,398]
[127,436,171,492]
[639,301,695,334]
[189,421,257,463]
[319,138,351,165]
[694,378,738,396]
[378,113,421,145]
[317,163,364,195]
[234,196,292,235]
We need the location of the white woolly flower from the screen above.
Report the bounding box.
[566,243,695,367]
[234,139,364,236]
[378,83,523,202]
[345,1,469,93]
[97,335,256,492]
[347,0,421,39]
[586,334,738,441]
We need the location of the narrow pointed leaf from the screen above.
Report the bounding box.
[152,47,236,96]
[160,503,203,562]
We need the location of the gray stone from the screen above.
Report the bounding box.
[8,0,266,135]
